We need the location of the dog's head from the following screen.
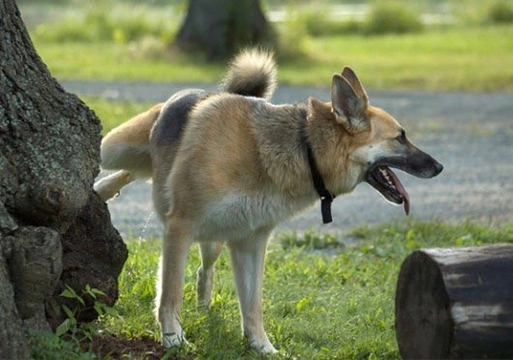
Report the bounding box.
[308,67,443,215]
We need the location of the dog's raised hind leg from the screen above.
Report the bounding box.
[197,241,224,308]
[94,170,134,201]
[157,217,192,348]
[228,229,277,354]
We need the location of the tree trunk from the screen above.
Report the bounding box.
[395,245,513,359]
[0,0,127,356]
[175,0,276,60]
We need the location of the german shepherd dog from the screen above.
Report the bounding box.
[95,49,442,353]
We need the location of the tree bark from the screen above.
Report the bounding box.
[175,0,276,60]
[395,245,513,359]
[47,192,128,325]
[0,0,127,356]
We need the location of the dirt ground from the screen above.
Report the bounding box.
[66,80,513,241]
[82,335,167,359]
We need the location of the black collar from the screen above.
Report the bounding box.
[305,142,335,224]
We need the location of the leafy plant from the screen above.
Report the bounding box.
[37,284,120,358]
[28,331,96,360]
[28,283,117,360]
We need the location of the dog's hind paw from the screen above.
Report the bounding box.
[93,170,134,202]
[162,332,189,348]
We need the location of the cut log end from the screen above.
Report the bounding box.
[395,251,452,359]
[395,245,513,359]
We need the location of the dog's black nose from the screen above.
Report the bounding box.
[434,161,443,175]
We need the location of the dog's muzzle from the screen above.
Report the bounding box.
[365,148,443,215]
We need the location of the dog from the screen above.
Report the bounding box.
[94,49,443,354]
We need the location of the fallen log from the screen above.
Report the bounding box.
[395,244,513,359]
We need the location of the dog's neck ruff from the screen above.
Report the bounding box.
[305,142,335,224]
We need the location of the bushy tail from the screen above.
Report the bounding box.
[220,48,277,101]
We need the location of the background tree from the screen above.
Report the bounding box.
[175,0,277,60]
[0,0,127,357]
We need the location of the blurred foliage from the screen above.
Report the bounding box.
[17,0,184,4]
[23,0,513,75]
[449,0,513,25]
[287,5,362,38]
[280,1,424,41]
[26,0,513,45]
[274,11,311,61]
[487,0,513,24]
[363,2,423,34]
[32,1,177,44]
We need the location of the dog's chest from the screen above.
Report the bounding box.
[195,190,314,241]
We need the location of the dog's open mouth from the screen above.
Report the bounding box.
[366,166,410,215]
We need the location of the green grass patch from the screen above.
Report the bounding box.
[40,220,511,358]
[300,25,513,91]
[34,23,513,91]
[35,41,224,84]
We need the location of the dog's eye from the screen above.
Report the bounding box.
[396,129,406,144]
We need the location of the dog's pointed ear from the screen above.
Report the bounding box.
[331,74,369,132]
[341,67,369,106]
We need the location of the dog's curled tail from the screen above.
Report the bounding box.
[220,48,277,101]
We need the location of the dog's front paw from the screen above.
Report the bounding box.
[249,338,278,355]
[162,332,189,348]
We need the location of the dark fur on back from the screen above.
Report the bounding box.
[151,89,207,148]
[151,49,277,150]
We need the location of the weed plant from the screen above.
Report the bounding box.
[28,285,118,359]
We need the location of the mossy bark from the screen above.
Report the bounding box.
[0,0,127,356]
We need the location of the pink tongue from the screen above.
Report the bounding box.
[386,168,410,216]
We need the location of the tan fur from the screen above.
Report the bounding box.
[94,103,163,200]
[101,103,162,173]
[95,49,442,354]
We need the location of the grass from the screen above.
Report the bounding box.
[278,25,513,91]
[33,220,513,358]
[36,42,223,83]
[34,23,513,91]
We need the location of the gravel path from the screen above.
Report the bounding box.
[62,80,513,239]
